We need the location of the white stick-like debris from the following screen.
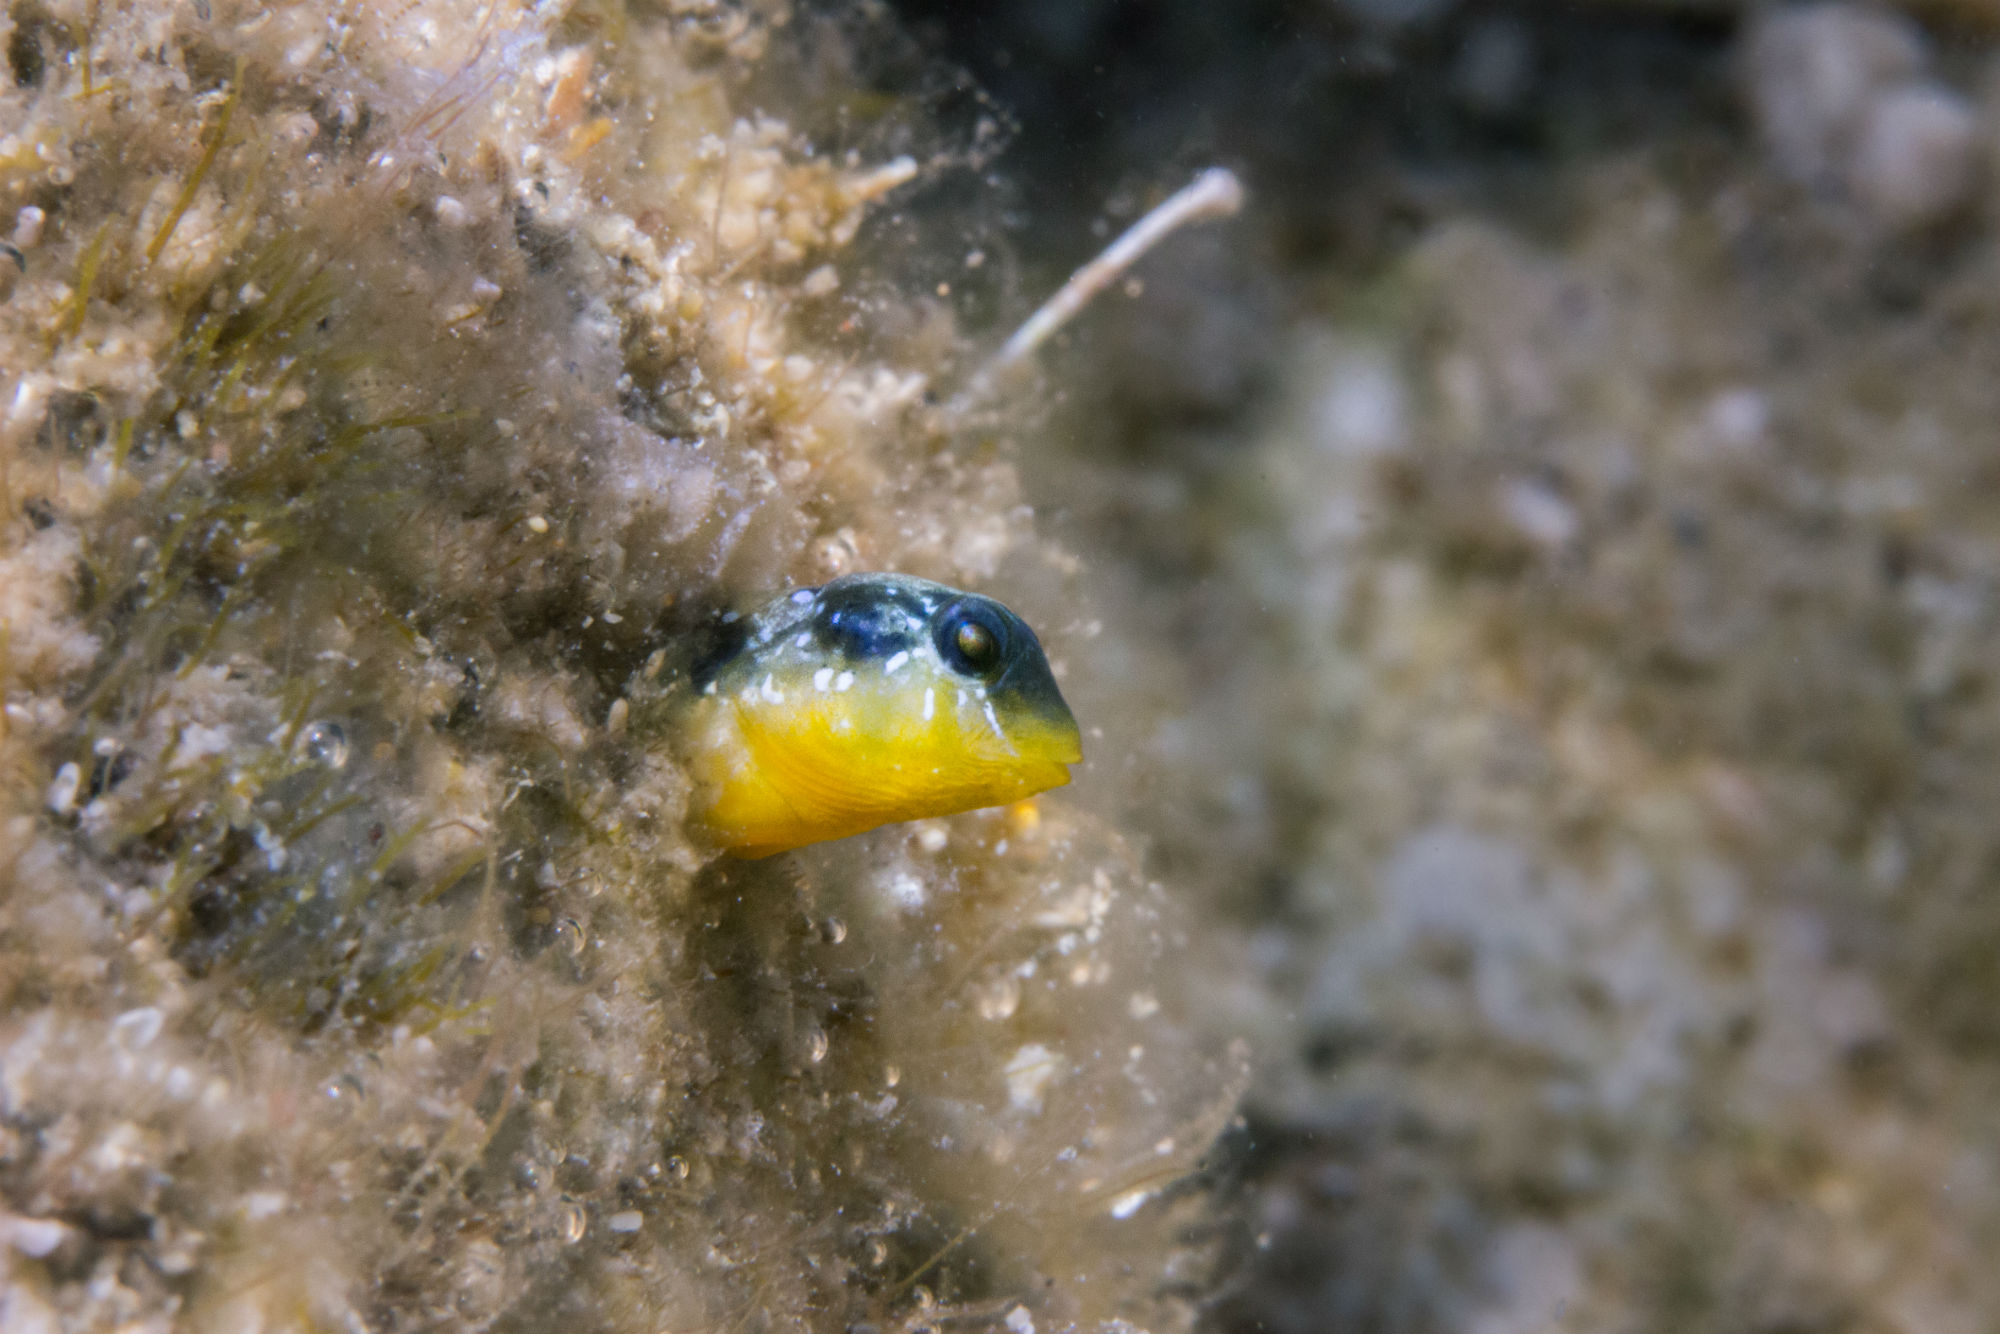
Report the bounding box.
[988,167,1245,374]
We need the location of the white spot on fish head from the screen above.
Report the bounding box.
[813,667,834,691]
[982,699,1010,748]
[885,650,909,674]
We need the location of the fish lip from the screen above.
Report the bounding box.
[1017,711,1083,768]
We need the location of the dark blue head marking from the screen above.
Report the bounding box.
[810,577,928,661]
[721,573,1075,731]
[688,610,749,690]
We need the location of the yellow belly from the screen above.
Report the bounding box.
[681,680,1077,859]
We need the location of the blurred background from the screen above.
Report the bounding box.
[882,1,2000,1330]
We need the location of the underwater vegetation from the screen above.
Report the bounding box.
[0,1,1240,1330]
[20,0,2000,1329]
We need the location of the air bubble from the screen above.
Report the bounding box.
[665,1155,689,1181]
[553,917,585,957]
[820,916,847,945]
[300,721,349,769]
[559,1203,586,1244]
[866,1237,889,1267]
[805,1028,829,1063]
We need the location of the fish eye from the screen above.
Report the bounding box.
[955,620,996,664]
[935,599,1007,678]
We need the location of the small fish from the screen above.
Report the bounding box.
[676,573,1082,858]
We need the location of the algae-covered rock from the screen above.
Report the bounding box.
[0,3,1239,1330]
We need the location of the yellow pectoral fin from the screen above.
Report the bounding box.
[736,698,935,825]
[689,697,895,856]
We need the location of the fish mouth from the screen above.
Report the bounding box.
[1007,704,1083,770]
[1047,726,1083,767]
